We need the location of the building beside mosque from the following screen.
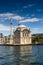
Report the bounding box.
[0,24,31,45]
[0,33,4,44]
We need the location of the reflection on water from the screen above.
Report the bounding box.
[0,45,43,65]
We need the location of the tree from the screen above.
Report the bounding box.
[32,35,40,43]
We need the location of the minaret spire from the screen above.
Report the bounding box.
[10,16,13,44]
[18,16,20,26]
[10,16,12,38]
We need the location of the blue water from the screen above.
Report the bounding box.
[0,45,43,65]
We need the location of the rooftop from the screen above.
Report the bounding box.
[18,24,27,28]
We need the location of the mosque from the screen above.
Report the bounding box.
[0,17,31,45]
[13,24,31,45]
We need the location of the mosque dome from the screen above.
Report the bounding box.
[18,24,27,28]
[14,24,30,32]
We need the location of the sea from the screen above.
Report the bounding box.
[0,45,43,65]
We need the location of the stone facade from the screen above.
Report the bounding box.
[13,25,31,45]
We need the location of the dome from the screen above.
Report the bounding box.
[18,24,27,28]
[14,24,30,32]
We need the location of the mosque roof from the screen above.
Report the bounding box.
[14,24,31,32]
[18,24,27,28]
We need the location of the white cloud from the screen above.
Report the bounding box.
[23,4,34,8]
[0,13,43,23]
[0,13,24,22]
[31,28,40,31]
[20,18,43,22]
[0,24,18,32]
[31,27,43,34]
[31,28,40,34]
[0,24,18,35]
[0,24,10,31]
[0,13,14,22]
[0,13,14,17]
[12,16,24,20]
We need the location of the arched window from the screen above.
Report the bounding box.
[23,29,29,37]
[23,33,26,37]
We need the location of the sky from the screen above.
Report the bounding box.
[0,0,43,36]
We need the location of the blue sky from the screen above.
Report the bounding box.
[0,0,43,35]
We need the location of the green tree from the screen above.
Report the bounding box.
[32,35,40,43]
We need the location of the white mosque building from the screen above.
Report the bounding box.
[0,17,32,45]
[13,24,31,45]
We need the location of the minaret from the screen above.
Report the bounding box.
[10,16,13,44]
[10,16,12,38]
[18,16,20,26]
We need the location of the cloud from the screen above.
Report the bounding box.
[0,24,18,35]
[0,13,14,22]
[37,9,42,12]
[23,6,28,8]
[31,28,40,34]
[23,4,34,8]
[28,4,34,7]
[20,18,43,22]
[0,13,24,22]
[0,13,14,17]
[31,14,35,17]
[31,28,40,31]
[0,12,43,23]
[12,16,24,20]
[31,27,43,34]
[0,24,18,32]
[0,24,10,31]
